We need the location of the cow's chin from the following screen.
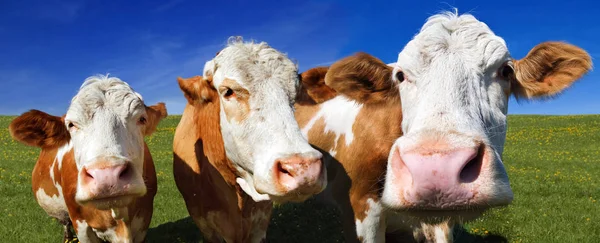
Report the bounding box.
[268,193,314,204]
[238,176,324,203]
[75,188,146,210]
[81,195,136,210]
[396,208,487,225]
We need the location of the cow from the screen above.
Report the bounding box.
[9,76,168,243]
[296,12,592,243]
[173,39,327,243]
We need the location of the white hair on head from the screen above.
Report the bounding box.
[70,74,144,120]
[401,11,509,78]
[211,36,300,101]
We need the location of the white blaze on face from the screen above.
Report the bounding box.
[382,12,513,209]
[204,39,325,201]
[64,75,149,205]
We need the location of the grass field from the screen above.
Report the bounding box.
[0,115,599,242]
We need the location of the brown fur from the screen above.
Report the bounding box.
[325,52,398,104]
[297,67,337,105]
[220,78,251,123]
[144,103,168,136]
[512,41,592,98]
[173,76,272,243]
[295,53,403,242]
[9,110,70,148]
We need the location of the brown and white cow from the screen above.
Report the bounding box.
[9,76,167,243]
[297,12,592,243]
[173,39,327,243]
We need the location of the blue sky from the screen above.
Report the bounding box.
[0,0,597,115]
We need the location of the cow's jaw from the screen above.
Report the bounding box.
[381,13,514,222]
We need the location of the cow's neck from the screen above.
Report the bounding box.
[193,99,240,188]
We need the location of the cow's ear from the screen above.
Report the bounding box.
[9,110,70,148]
[177,76,217,104]
[298,67,337,104]
[143,103,168,136]
[512,42,592,99]
[203,60,215,78]
[325,52,397,104]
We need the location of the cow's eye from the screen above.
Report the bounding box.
[67,122,78,131]
[138,116,147,125]
[223,88,235,98]
[395,71,405,83]
[498,63,514,79]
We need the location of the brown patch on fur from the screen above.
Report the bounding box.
[512,41,592,98]
[219,78,251,123]
[144,102,168,136]
[174,75,272,242]
[325,52,398,104]
[9,110,70,148]
[297,67,337,105]
[178,76,215,104]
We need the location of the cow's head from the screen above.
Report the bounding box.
[10,76,167,209]
[199,38,326,202]
[382,13,592,221]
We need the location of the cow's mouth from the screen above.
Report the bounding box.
[395,208,488,224]
[82,195,136,210]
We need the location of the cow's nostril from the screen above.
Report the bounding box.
[84,169,94,180]
[459,146,484,183]
[277,162,292,177]
[118,164,132,180]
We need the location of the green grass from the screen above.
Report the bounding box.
[0,115,598,243]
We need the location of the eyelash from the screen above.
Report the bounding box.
[395,71,405,83]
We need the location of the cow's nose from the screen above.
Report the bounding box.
[390,145,486,206]
[273,153,325,193]
[82,163,132,185]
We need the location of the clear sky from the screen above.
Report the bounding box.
[0,0,597,115]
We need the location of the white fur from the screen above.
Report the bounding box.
[76,215,145,243]
[435,226,448,243]
[56,142,72,169]
[236,177,270,202]
[355,198,386,243]
[64,75,148,204]
[35,187,67,221]
[111,207,128,221]
[302,96,362,148]
[93,227,121,243]
[382,12,513,209]
[76,220,102,243]
[36,149,70,222]
[205,38,324,199]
